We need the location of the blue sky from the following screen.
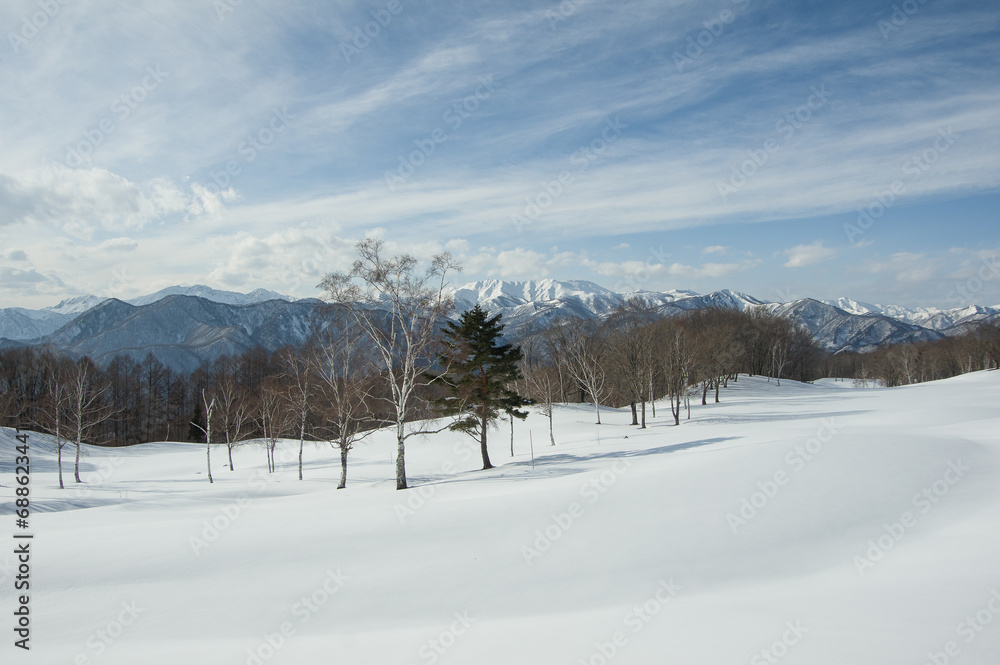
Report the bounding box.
[1,0,998,309]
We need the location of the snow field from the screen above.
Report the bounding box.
[1,371,999,664]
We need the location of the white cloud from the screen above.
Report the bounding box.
[99,237,139,252]
[862,252,937,283]
[783,241,837,268]
[0,166,211,233]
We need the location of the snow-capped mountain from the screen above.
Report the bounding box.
[0,308,74,342]
[446,281,955,352]
[125,285,294,308]
[46,294,109,315]
[2,280,997,368]
[823,298,1000,332]
[0,285,295,342]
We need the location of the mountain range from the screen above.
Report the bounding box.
[1,280,996,372]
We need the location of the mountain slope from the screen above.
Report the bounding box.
[0,307,73,341]
[39,295,330,373]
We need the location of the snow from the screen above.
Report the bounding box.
[126,285,295,308]
[450,279,617,310]
[2,372,1000,664]
[45,295,109,316]
[824,297,999,331]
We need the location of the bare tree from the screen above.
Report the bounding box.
[65,358,115,483]
[275,346,315,481]
[550,318,608,424]
[318,238,460,490]
[214,358,251,471]
[35,353,72,489]
[258,382,291,473]
[656,319,691,426]
[190,389,217,484]
[605,299,656,427]
[520,333,558,445]
[314,316,377,489]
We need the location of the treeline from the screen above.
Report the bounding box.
[0,314,400,488]
[516,302,820,435]
[0,302,819,455]
[822,320,1000,387]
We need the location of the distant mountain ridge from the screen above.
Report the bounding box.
[0,285,296,341]
[1,280,997,370]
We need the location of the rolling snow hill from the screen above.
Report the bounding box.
[1,372,998,664]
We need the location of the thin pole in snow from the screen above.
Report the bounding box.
[529,430,534,469]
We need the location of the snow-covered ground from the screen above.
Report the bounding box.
[2,372,999,664]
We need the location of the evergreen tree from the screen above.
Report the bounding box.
[433,305,531,470]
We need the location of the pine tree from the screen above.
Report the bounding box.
[434,305,532,470]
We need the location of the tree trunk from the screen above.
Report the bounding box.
[338,445,348,489]
[510,415,514,457]
[480,412,493,470]
[395,421,407,490]
[714,380,720,403]
[649,373,656,418]
[298,417,305,481]
[630,402,638,426]
[74,420,82,483]
[206,438,213,485]
[640,400,646,429]
[548,408,555,446]
[593,398,601,425]
[702,382,708,406]
[57,442,64,490]
[227,438,235,471]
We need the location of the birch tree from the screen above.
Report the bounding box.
[190,389,217,484]
[319,238,460,490]
[65,358,114,483]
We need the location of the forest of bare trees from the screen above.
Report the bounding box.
[822,320,1000,387]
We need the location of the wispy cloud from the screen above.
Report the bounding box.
[783,241,837,268]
